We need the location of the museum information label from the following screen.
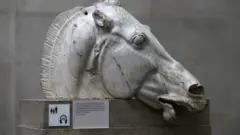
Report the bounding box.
[72,100,109,129]
[48,104,70,127]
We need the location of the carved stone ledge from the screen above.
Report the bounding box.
[18,99,211,135]
[18,126,211,135]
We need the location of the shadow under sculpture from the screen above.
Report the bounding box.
[40,0,208,122]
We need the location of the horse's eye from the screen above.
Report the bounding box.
[131,33,147,48]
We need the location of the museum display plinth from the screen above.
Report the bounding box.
[18,99,211,135]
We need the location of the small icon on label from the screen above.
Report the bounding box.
[50,106,58,114]
[48,104,70,126]
[59,114,68,124]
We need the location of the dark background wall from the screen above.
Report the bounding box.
[0,0,239,135]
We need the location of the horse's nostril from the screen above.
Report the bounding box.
[188,84,204,96]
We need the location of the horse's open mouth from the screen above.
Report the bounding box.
[155,95,197,121]
[157,94,207,115]
[157,96,192,113]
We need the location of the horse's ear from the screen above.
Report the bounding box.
[99,0,121,6]
[92,10,113,30]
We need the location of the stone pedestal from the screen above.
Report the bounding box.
[18,99,211,135]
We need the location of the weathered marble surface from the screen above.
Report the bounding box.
[40,0,208,122]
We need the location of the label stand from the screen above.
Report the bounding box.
[18,99,211,135]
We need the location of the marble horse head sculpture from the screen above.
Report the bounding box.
[40,0,207,121]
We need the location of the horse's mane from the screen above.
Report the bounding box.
[40,6,84,98]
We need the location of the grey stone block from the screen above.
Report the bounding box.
[118,0,151,17]
[15,13,56,65]
[150,0,240,18]
[0,13,14,135]
[0,14,11,63]
[0,0,12,12]
[18,126,211,135]
[109,99,210,127]
[17,0,95,13]
[18,99,210,129]
[0,62,12,135]
[16,0,151,17]
[16,64,44,99]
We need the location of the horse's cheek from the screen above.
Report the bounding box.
[100,49,134,99]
